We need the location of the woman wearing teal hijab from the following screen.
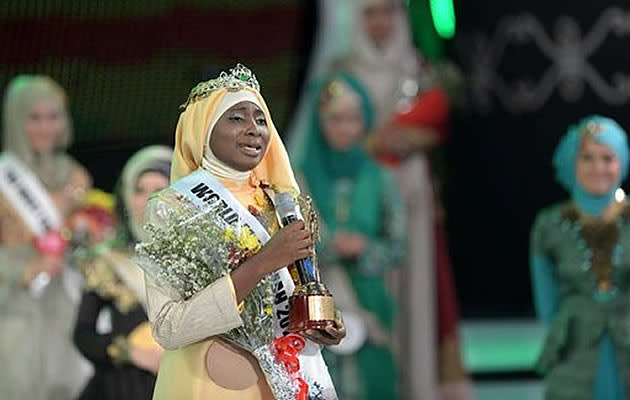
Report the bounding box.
[531,116,630,400]
[294,73,406,400]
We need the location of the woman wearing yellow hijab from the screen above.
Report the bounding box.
[144,65,344,400]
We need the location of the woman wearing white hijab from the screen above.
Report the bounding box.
[337,2,472,400]
[0,75,92,400]
[339,0,423,123]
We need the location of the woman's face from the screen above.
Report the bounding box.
[320,96,365,151]
[576,138,621,195]
[363,0,396,48]
[24,97,66,154]
[210,101,270,172]
[130,171,169,227]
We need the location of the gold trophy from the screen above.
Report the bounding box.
[275,193,335,332]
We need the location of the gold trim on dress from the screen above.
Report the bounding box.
[80,250,139,313]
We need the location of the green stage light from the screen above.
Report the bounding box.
[429,0,456,39]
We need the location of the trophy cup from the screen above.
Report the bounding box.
[275,193,336,332]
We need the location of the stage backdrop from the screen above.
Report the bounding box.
[449,0,630,317]
[0,0,316,190]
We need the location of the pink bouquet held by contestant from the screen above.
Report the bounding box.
[31,190,116,295]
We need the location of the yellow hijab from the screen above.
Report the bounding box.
[171,73,299,198]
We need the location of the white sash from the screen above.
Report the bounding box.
[0,153,62,235]
[172,169,337,399]
[0,153,82,302]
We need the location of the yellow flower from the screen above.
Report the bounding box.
[238,227,261,252]
[254,192,266,207]
[223,228,237,242]
[85,189,115,211]
[263,304,273,316]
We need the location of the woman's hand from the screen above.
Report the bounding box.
[38,255,65,278]
[129,346,164,375]
[367,124,438,159]
[24,255,64,284]
[252,221,313,276]
[232,221,313,303]
[302,317,346,346]
[333,231,367,259]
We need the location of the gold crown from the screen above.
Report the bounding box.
[582,121,603,138]
[180,63,260,109]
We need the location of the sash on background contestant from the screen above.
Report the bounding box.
[0,153,82,301]
[0,74,92,400]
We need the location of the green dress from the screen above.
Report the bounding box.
[531,202,630,400]
[312,165,406,400]
[295,73,406,400]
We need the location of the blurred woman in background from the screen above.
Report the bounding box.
[337,0,423,123]
[531,116,630,400]
[74,145,171,399]
[294,72,405,400]
[0,76,92,399]
[335,1,470,398]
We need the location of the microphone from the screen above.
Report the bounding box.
[275,193,317,284]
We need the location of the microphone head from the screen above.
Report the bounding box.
[275,192,298,219]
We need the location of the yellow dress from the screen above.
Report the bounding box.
[154,339,274,400]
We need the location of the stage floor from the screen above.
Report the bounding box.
[474,381,543,400]
[461,319,545,400]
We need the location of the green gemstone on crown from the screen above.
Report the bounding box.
[180,63,260,109]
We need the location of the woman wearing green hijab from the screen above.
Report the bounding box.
[294,73,406,400]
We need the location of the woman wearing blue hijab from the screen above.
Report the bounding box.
[531,116,630,400]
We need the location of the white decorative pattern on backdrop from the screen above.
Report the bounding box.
[464,7,630,114]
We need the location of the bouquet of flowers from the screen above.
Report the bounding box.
[135,188,307,400]
[30,189,116,297]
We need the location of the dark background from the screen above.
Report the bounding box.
[0,0,317,190]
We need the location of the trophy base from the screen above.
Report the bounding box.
[288,293,336,333]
